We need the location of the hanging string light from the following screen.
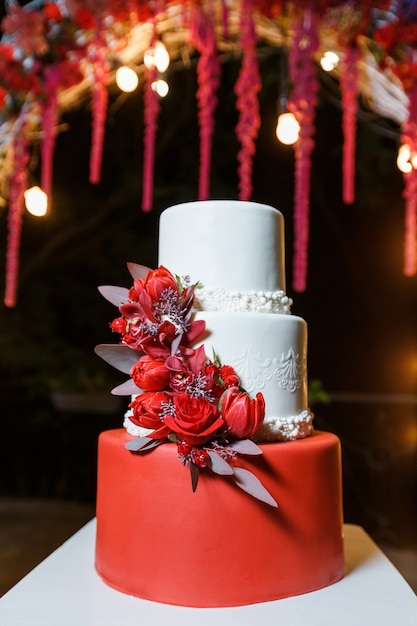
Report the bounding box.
[275,49,300,146]
[24,186,48,216]
[116,66,139,93]
[143,41,170,74]
[320,50,339,72]
[276,97,300,145]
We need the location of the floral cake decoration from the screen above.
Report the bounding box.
[95,263,277,508]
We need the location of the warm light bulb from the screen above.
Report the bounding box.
[397,144,413,173]
[320,50,339,72]
[24,186,48,216]
[276,112,300,145]
[116,66,139,93]
[151,79,169,98]
[144,41,170,73]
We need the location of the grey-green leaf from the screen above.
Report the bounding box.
[232,467,278,508]
[207,450,234,475]
[228,439,263,455]
[94,344,141,374]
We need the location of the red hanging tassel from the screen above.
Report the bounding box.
[189,3,220,201]
[288,9,319,293]
[40,89,58,205]
[340,46,360,205]
[4,122,29,308]
[401,87,417,277]
[235,0,261,201]
[142,61,160,212]
[90,50,109,184]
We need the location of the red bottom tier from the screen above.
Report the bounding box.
[95,429,344,607]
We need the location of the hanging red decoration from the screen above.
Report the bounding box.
[4,121,29,308]
[401,86,417,277]
[142,28,161,212]
[189,3,220,201]
[40,88,58,204]
[288,9,319,293]
[340,46,360,205]
[234,0,261,201]
[89,47,109,184]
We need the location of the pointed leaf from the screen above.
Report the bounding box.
[95,344,141,374]
[98,285,129,307]
[232,467,278,508]
[207,450,234,475]
[125,436,161,452]
[127,262,152,280]
[190,461,199,492]
[111,379,144,396]
[228,439,263,456]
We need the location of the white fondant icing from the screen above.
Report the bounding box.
[156,200,314,442]
[194,310,312,429]
[158,200,287,294]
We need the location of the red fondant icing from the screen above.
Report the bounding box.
[95,429,344,607]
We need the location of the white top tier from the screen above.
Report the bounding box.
[158,200,286,293]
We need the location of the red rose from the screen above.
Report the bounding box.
[130,355,171,391]
[129,392,171,438]
[163,394,223,445]
[221,387,265,439]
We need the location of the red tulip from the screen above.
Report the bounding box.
[221,387,265,439]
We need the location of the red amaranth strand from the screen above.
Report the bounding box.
[90,51,109,185]
[4,122,29,308]
[340,46,360,205]
[142,61,160,212]
[288,9,319,293]
[189,4,220,201]
[235,0,261,201]
[40,89,58,204]
[401,86,417,277]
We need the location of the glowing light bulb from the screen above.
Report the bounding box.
[397,144,413,173]
[24,186,48,216]
[151,79,169,97]
[116,66,139,93]
[276,112,300,145]
[320,50,339,72]
[144,41,170,73]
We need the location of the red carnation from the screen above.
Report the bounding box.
[221,387,265,439]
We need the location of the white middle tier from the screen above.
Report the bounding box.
[193,310,314,441]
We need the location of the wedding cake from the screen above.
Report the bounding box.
[94,200,344,607]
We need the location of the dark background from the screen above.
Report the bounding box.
[0,53,416,550]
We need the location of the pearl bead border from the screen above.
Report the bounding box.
[193,285,293,314]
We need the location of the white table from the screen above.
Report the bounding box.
[0,521,415,625]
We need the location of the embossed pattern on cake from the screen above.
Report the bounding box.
[158,200,313,441]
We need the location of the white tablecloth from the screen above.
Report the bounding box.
[0,521,415,625]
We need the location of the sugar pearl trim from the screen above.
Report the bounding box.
[194,286,292,314]
[253,409,314,442]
